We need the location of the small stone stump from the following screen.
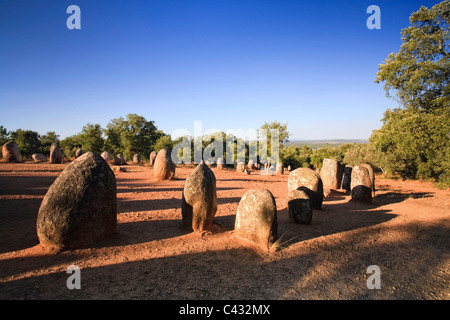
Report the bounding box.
[286,189,313,224]
[288,168,324,209]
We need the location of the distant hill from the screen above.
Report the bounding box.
[285,139,369,149]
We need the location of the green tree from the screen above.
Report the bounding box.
[375,0,450,113]
[0,125,9,146]
[370,108,449,180]
[153,135,174,153]
[9,129,42,158]
[59,134,83,159]
[79,123,104,153]
[104,114,163,159]
[280,145,311,169]
[258,121,290,163]
[373,1,450,186]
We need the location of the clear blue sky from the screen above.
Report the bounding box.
[0,0,441,140]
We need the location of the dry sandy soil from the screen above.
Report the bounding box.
[0,161,449,300]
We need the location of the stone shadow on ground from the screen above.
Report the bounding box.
[0,219,448,300]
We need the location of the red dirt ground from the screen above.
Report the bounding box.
[0,161,449,300]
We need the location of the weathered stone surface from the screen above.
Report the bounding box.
[114,153,127,165]
[101,151,111,163]
[320,158,344,192]
[75,148,84,158]
[286,189,313,224]
[153,149,175,180]
[149,151,157,166]
[234,189,278,249]
[288,168,324,209]
[361,163,375,196]
[50,143,63,164]
[276,162,284,175]
[181,162,217,232]
[2,142,20,163]
[36,152,117,250]
[350,165,373,203]
[236,162,245,172]
[341,165,353,191]
[32,153,47,163]
[133,154,141,164]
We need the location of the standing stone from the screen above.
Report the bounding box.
[247,159,255,170]
[101,151,111,163]
[2,142,20,163]
[286,189,313,224]
[276,162,284,175]
[235,189,278,249]
[288,168,324,209]
[341,165,353,191]
[149,151,157,166]
[36,152,117,250]
[181,162,217,232]
[32,153,47,163]
[153,149,175,180]
[216,157,224,170]
[50,143,63,164]
[236,162,245,172]
[350,165,373,203]
[320,158,344,193]
[133,154,141,164]
[361,163,375,196]
[75,148,84,158]
[114,153,127,165]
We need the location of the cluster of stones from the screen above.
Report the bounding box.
[29,148,376,253]
[317,158,375,203]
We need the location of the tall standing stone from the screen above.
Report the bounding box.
[153,149,175,180]
[2,141,20,163]
[361,163,375,196]
[350,165,373,203]
[114,153,127,165]
[276,162,284,175]
[234,189,278,249]
[50,143,63,164]
[101,151,111,163]
[341,165,353,191]
[288,168,324,209]
[36,152,117,250]
[149,151,157,166]
[320,158,344,193]
[133,154,141,164]
[75,148,84,158]
[181,162,217,232]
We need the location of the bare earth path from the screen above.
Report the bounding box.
[0,162,449,300]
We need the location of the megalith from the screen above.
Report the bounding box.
[36,152,117,250]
